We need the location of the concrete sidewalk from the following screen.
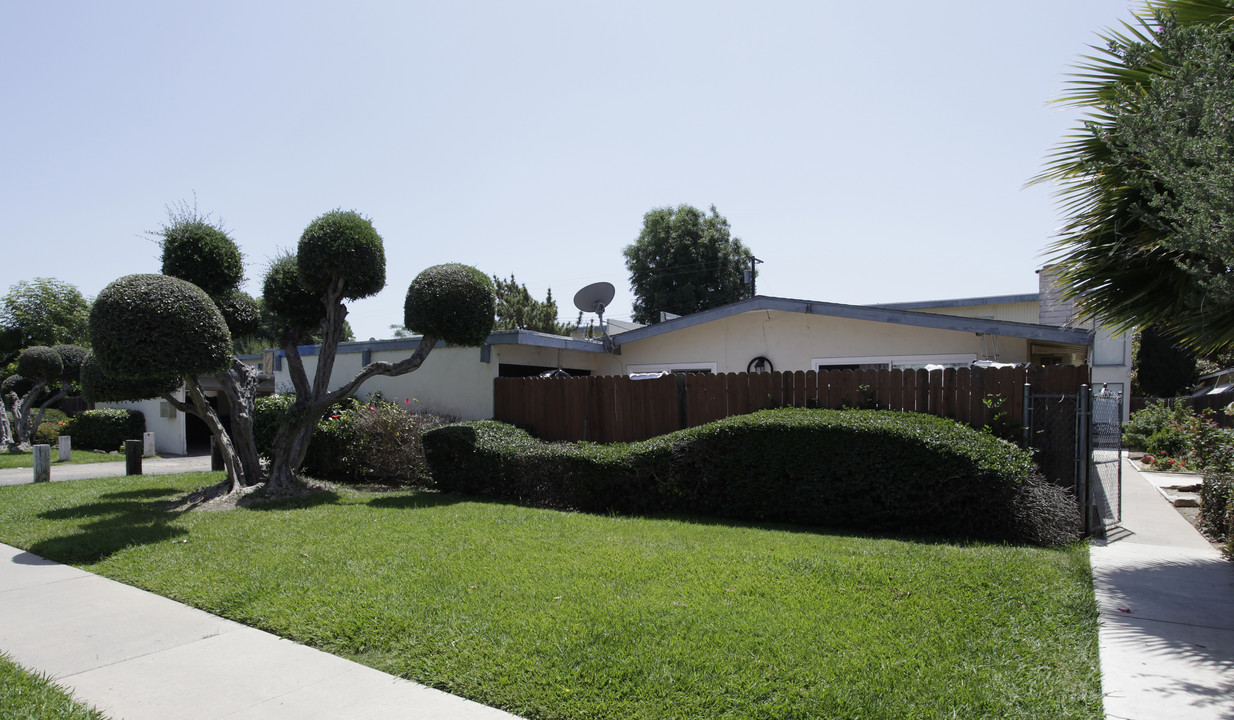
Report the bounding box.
[0,454,213,487]
[0,542,521,719]
[1090,459,1234,720]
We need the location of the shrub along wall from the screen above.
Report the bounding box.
[65,409,145,451]
[254,394,452,484]
[423,407,1081,547]
[1200,472,1234,557]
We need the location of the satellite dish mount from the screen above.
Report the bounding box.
[573,282,616,351]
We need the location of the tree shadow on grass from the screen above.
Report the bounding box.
[29,484,188,565]
[239,489,343,512]
[366,491,468,511]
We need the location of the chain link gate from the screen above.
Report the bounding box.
[1088,385,1123,532]
[1024,383,1123,537]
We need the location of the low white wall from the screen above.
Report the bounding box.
[94,392,187,455]
[275,344,501,420]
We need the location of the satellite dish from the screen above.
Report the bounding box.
[573,282,615,316]
[573,281,617,352]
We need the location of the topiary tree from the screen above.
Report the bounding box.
[89,273,249,489]
[89,205,267,494]
[80,352,180,405]
[3,344,88,450]
[407,264,498,345]
[261,210,495,495]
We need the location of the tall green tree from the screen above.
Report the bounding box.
[623,204,754,325]
[1133,324,1198,397]
[1037,0,1234,353]
[492,274,576,334]
[0,278,91,364]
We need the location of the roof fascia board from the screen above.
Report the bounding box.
[872,293,1040,310]
[280,329,608,358]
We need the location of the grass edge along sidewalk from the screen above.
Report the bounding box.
[0,652,110,720]
[0,472,1103,720]
[0,449,134,470]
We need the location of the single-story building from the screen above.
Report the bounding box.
[101,269,1133,454]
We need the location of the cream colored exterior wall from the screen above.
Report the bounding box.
[271,342,621,420]
[616,310,1033,373]
[906,301,1039,325]
[97,391,187,455]
[281,346,497,420]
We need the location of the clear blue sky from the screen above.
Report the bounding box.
[2,1,1144,341]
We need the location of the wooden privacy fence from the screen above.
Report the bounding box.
[493,365,1090,443]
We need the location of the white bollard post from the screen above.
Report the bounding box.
[143,431,155,457]
[58,435,71,462]
[33,444,51,483]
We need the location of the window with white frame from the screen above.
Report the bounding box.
[627,362,718,375]
[811,354,976,372]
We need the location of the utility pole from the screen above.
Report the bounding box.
[745,256,763,298]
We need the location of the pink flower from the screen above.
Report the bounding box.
[369,406,377,411]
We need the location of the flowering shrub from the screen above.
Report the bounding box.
[33,422,61,445]
[254,393,453,484]
[1124,400,1234,470]
[1139,454,1192,472]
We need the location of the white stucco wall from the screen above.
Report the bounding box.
[277,345,497,420]
[272,341,618,420]
[96,392,187,455]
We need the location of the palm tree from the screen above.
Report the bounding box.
[1034,0,1234,353]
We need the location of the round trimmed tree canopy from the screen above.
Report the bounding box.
[161,220,244,297]
[214,288,261,338]
[16,346,62,383]
[262,253,327,333]
[297,210,386,300]
[90,274,232,380]
[80,352,180,403]
[52,344,89,382]
[404,263,495,347]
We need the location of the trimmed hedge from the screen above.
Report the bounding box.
[423,408,1081,547]
[65,408,145,452]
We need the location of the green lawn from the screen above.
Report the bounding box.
[0,449,128,470]
[0,473,1103,720]
[0,653,109,720]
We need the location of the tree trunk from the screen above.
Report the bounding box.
[264,400,332,495]
[30,383,69,439]
[10,381,48,450]
[216,359,262,487]
[263,281,441,495]
[168,381,245,493]
[0,395,12,448]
